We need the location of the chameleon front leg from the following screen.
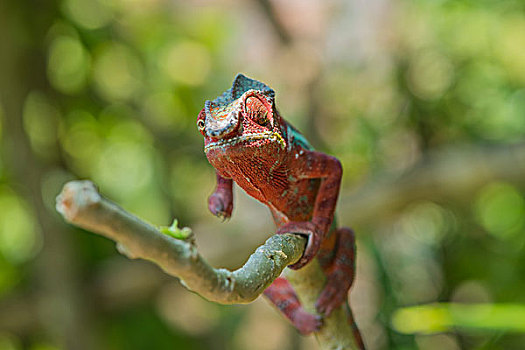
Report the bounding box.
[208,172,233,219]
[264,277,323,335]
[277,151,342,270]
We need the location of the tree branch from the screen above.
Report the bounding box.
[56,180,305,304]
[56,180,362,349]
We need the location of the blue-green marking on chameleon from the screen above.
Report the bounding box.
[205,74,275,120]
[287,124,315,151]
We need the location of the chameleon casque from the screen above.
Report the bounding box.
[197,74,364,347]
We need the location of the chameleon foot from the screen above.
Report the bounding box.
[290,308,323,335]
[276,221,321,270]
[208,191,233,219]
[315,272,349,316]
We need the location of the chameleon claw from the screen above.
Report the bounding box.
[208,191,233,220]
[214,210,231,222]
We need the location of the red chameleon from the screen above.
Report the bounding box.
[197,74,364,348]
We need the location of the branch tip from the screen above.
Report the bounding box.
[56,180,102,222]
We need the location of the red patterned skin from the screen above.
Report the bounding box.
[198,74,363,345]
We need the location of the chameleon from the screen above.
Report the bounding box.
[197,74,364,348]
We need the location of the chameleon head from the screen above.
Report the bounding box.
[197,74,287,160]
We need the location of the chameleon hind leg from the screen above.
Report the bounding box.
[315,227,357,316]
[263,277,322,334]
[317,227,366,348]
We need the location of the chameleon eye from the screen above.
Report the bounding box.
[246,96,269,126]
[255,110,268,126]
[197,119,205,131]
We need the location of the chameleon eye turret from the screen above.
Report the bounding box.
[245,96,270,126]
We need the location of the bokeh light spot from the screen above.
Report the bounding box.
[47,35,90,94]
[93,43,143,101]
[60,110,102,169]
[94,142,154,198]
[401,201,448,246]
[62,0,114,30]
[0,188,40,264]
[407,51,454,100]
[143,92,185,128]
[105,118,152,145]
[447,9,492,58]
[23,92,60,159]
[159,41,211,86]
[495,17,525,83]
[475,182,525,239]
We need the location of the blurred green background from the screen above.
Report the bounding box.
[0,0,524,349]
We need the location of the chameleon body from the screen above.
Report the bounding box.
[197,74,364,347]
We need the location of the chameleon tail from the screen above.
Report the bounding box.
[345,302,366,350]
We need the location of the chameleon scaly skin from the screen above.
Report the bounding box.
[197,74,364,344]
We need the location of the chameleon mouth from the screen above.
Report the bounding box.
[204,131,286,152]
